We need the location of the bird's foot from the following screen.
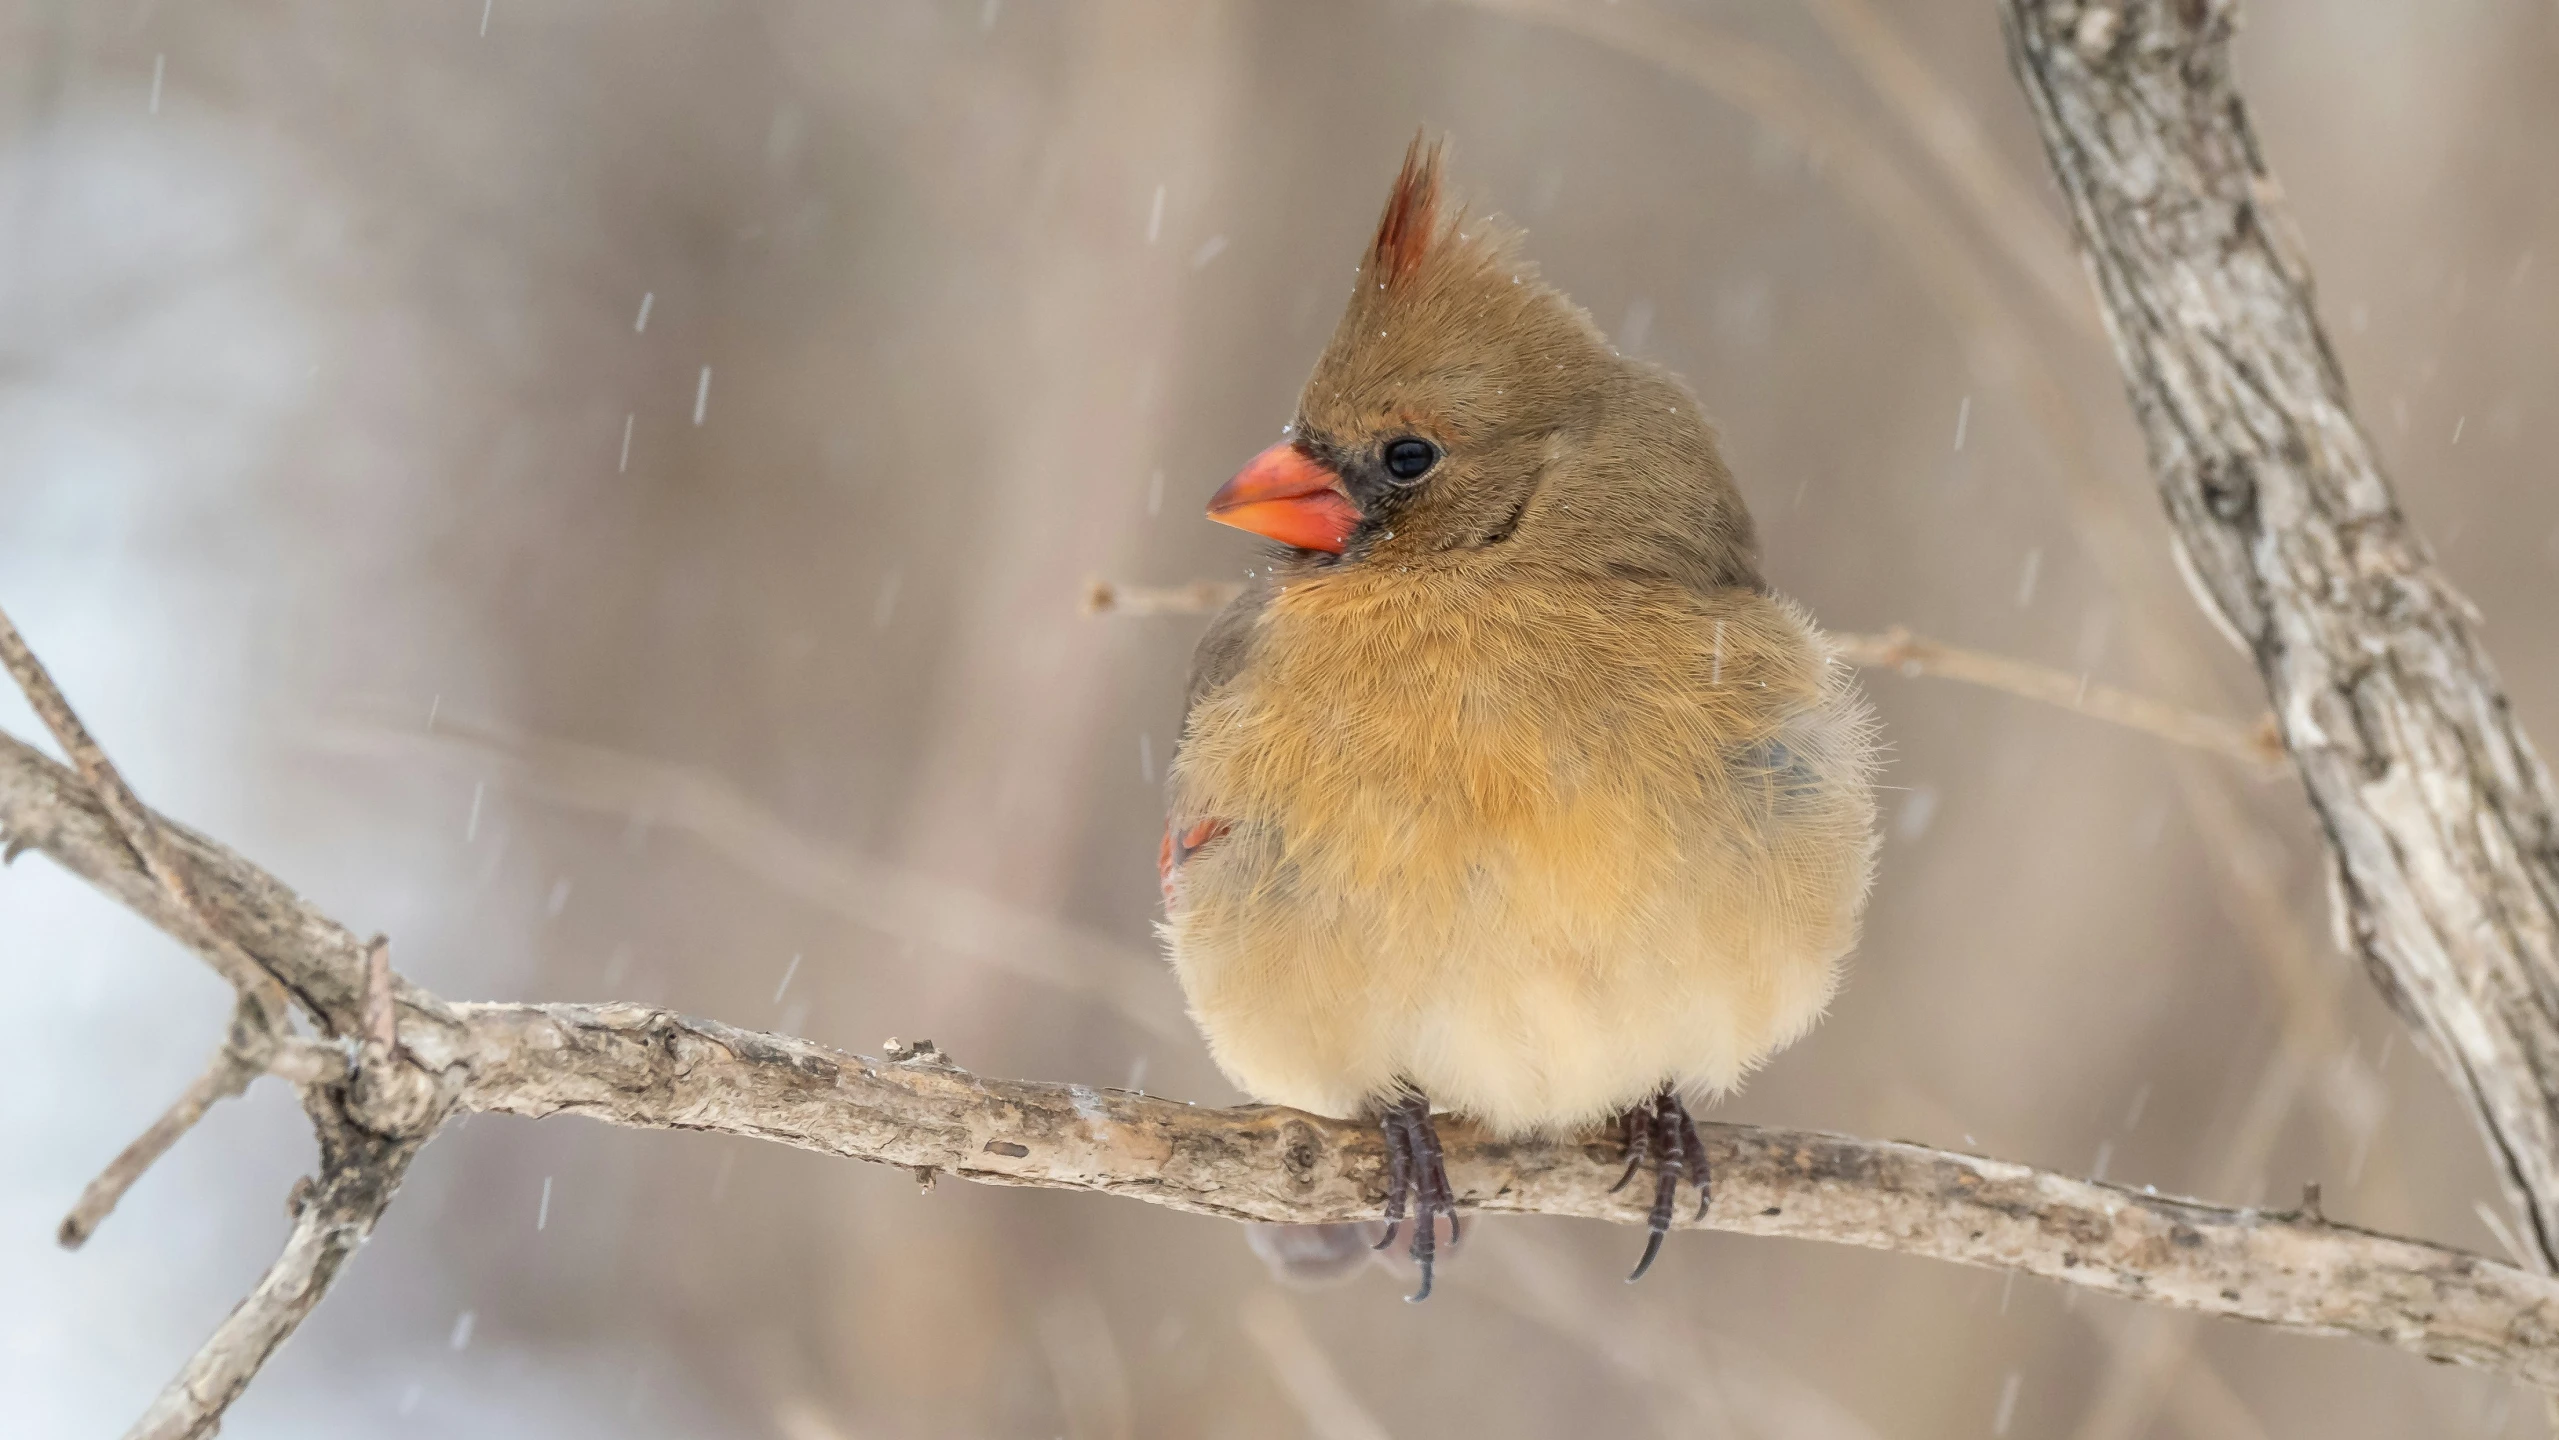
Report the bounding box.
[1610,1085,1710,1282]
[1372,1091,1460,1302]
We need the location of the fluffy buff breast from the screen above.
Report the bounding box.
[1165,564,1876,1138]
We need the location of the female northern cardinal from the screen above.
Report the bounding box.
[1161,137,1877,1298]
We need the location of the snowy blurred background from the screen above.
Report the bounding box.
[3,1,2555,1436]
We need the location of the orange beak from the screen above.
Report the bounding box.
[1206,443,1360,554]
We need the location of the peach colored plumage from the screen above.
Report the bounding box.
[1162,136,1878,1296]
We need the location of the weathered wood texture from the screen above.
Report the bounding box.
[2000,0,2559,1265]
[10,728,2559,1393]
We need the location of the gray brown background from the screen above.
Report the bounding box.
[4,1,2555,1435]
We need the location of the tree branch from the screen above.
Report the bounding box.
[124,1092,428,1440]
[0,607,300,1029]
[10,717,2559,1406]
[0,728,437,1042]
[443,1000,2559,1383]
[1831,625,2283,769]
[1998,0,2559,1268]
[56,995,271,1250]
[11,5,2556,1422]
[2,664,456,1436]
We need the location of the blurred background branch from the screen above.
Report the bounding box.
[311,711,1193,1043]
[1088,579,2282,769]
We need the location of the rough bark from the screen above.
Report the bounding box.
[1999,0,2559,1265]
[452,1002,2559,1381]
[124,1100,426,1440]
[9,728,2559,1399]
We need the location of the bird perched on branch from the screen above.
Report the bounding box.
[1160,136,1877,1299]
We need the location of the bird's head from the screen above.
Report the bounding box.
[1208,135,1761,591]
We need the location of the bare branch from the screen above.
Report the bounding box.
[124,1095,427,1440]
[1835,626,2283,770]
[1082,577,1246,618]
[0,606,163,864]
[0,604,299,1027]
[1999,0,2559,1268]
[0,728,449,1040]
[362,936,395,1049]
[8,661,2559,1414]
[439,1001,2559,1386]
[0,629,454,1434]
[0,607,323,1258]
[57,995,270,1250]
[9,7,2545,1426]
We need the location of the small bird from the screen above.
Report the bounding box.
[1160,136,1877,1299]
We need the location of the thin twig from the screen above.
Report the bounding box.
[1084,581,2280,770]
[0,604,298,1025]
[57,995,270,1250]
[361,935,395,1049]
[0,604,309,1257]
[0,605,157,852]
[1835,625,2284,770]
[0,613,451,1436]
[1082,576,1245,617]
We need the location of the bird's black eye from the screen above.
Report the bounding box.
[1382,437,1440,484]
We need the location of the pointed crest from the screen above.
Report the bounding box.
[1368,132,1446,287]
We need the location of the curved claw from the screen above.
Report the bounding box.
[1626,1226,1669,1283]
[1615,1085,1711,1283]
[1375,1091,1458,1302]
